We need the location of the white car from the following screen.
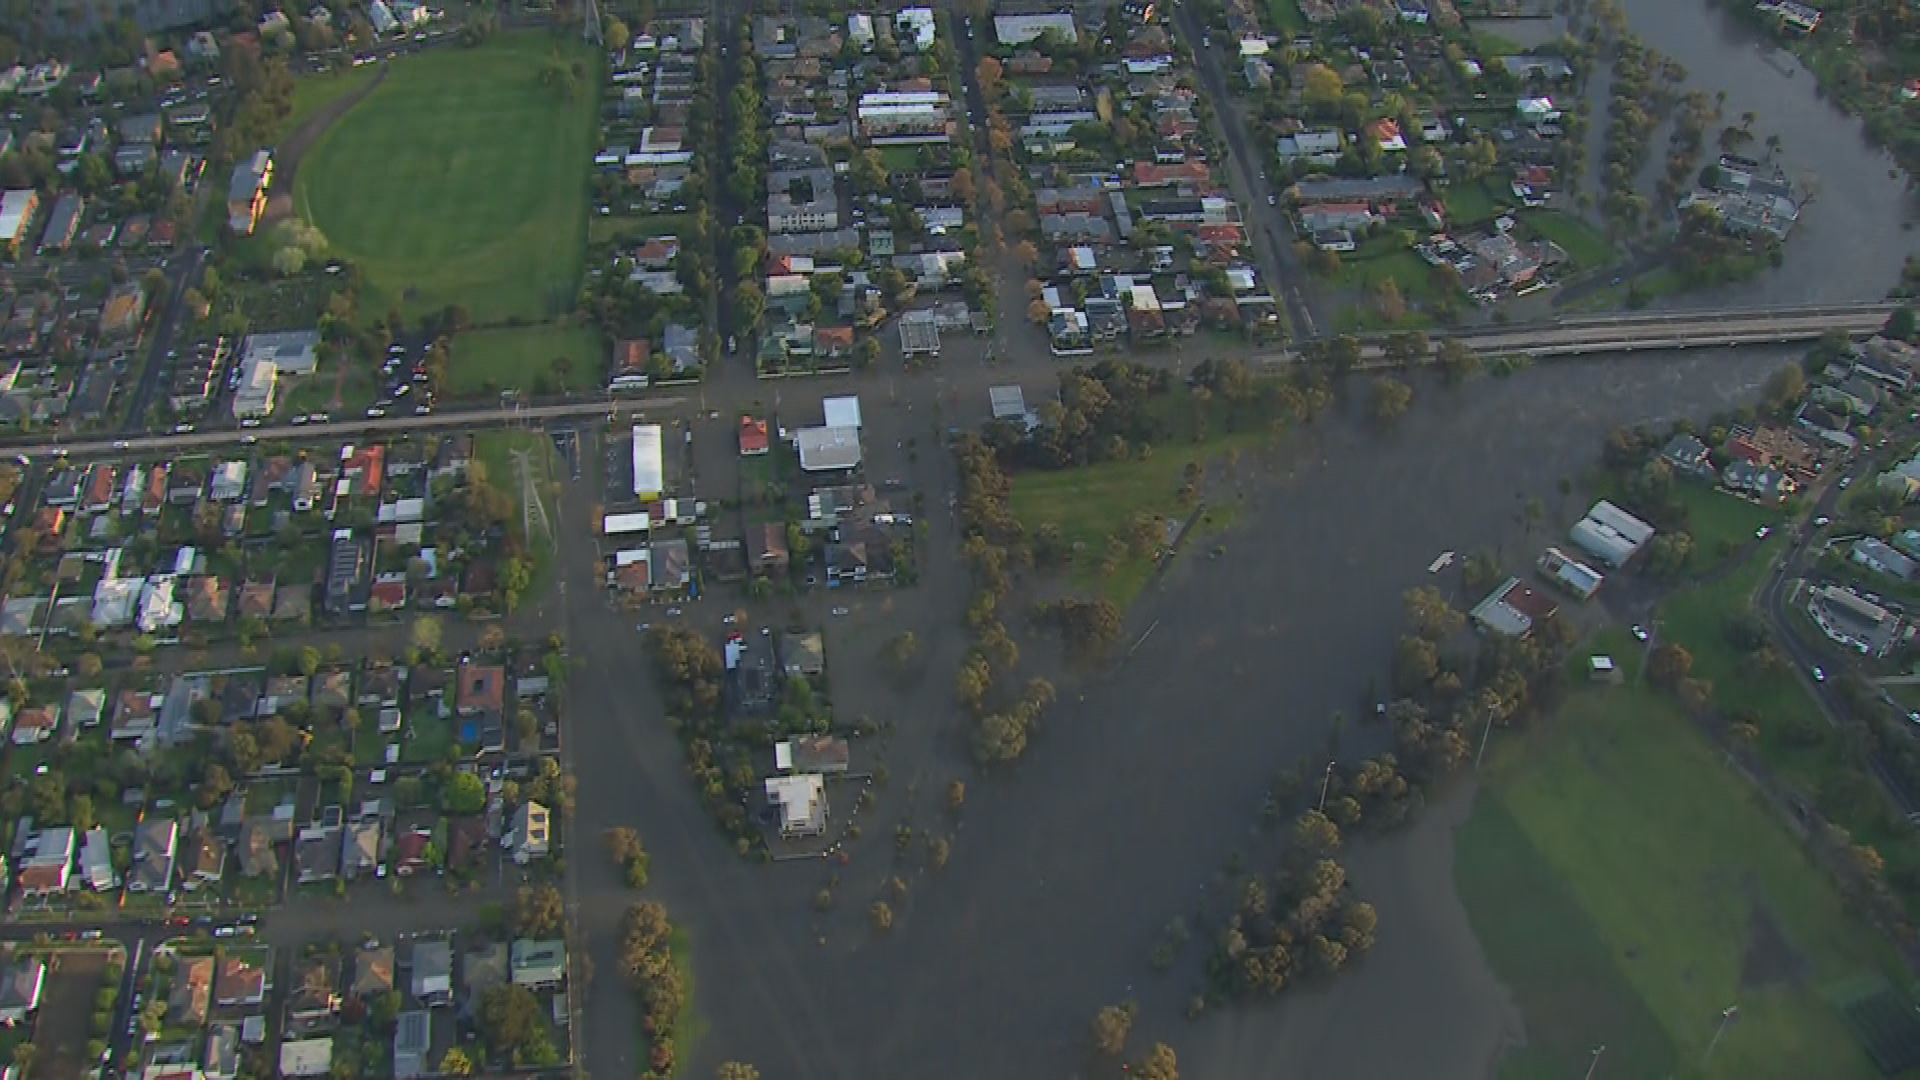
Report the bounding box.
[1840,477,1853,489]
[1755,525,1770,539]
[1811,666,1826,682]
[1814,515,1831,527]
[1630,625,1650,642]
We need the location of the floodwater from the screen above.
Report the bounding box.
[1477,0,1917,305]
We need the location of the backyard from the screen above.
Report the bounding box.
[1457,670,1898,1079]
[292,32,599,322]
[450,322,604,398]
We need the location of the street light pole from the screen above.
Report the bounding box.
[1317,759,1336,812]
[1583,1044,1605,1080]
[1702,1005,1739,1071]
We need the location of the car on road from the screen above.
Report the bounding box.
[1840,477,1853,489]
[1811,665,1826,682]
[241,435,258,444]
[831,607,849,617]
[665,607,682,617]
[1267,193,1277,205]
[1815,515,1831,527]
[1631,625,1650,642]
[111,440,129,450]
[1755,525,1770,539]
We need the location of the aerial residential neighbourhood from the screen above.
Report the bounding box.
[0,0,1917,1078]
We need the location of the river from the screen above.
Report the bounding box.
[1478,0,1917,307]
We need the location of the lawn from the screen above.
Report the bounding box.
[293,32,599,322]
[1264,0,1307,34]
[1458,681,1898,1080]
[278,66,381,139]
[588,211,691,246]
[1521,210,1614,271]
[1442,179,1508,227]
[450,322,604,398]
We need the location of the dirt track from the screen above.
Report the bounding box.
[263,65,389,225]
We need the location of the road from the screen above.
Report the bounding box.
[1759,449,1920,817]
[118,245,208,434]
[1169,4,1320,336]
[5,304,1893,463]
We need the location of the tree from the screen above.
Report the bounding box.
[1888,306,1917,342]
[716,1065,761,1080]
[514,884,565,937]
[443,772,485,815]
[1370,376,1412,424]
[439,1048,474,1076]
[476,984,543,1059]
[1292,810,1342,858]
[604,16,631,51]
[1091,1001,1137,1055]
[1133,1042,1180,1080]
[1403,586,1463,640]
[1437,339,1479,382]
[946,779,965,811]
[410,616,442,656]
[881,632,920,674]
[1763,362,1806,410]
[1648,643,1693,689]
[854,337,881,370]
[870,900,894,933]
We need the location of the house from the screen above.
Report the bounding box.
[205,1024,241,1080]
[410,940,453,1007]
[1469,577,1560,638]
[181,828,225,889]
[324,530,371,615]
[1722,460,1797,504]
[286,959,340,1030]
[1275,129,1342,167]
[279,1038,334,1078]
[236,820,282,880]
[740,416,770,456]
[392,829,430,876]
[1537,547,1604,600]
[17,827,74,896]
[168,954,214,1027]
[295,826,341,884]
[0,190,39,255]
[765,773,828,837]
[609,339,653,391]
[341,820,381,879]
[464,943,509,1002]
[747,522,790,573]
[1660,433,1713,477]
[78,826,116,890]
[1809,584,1900,656]
[214,951,268,1008]
[776,734,850,774]
[129,817,179,892]
[455,664,504,715]
[1852,537,1918,582]
[0,959,43,1026]
[505,801,550,863]
[352,945,394,999]
[510,939,567,988]
[227,150,272,235]
[393,1010,431,1080]
[37,194,82,253]
[782,631,825,676]
[10,705,56,745]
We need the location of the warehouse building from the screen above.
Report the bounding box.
[1568,499,1654,567]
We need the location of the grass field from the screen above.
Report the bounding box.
[1522,210,1614,270]
[294,33,598,322]
[1458,678,1897,1080]
[474,430,562,589]
[1658,544,1920,898]
[1009,430,1264,608]
[1442,179,1508,227]
[279,66,381,139]
[588,211,691,246]
[451,322,604,397]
